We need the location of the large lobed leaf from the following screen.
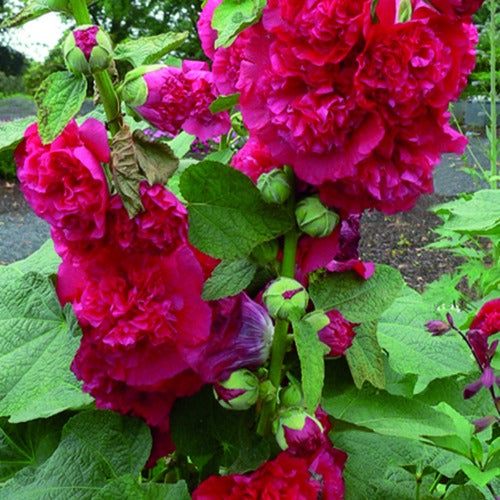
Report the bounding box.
[0,411,153,498]
[309,265,404,323]
[114,32,189,67]
[0,271,91,423]
[432,190,500,235]
[0,117,35,154]
[35,72,87,145]
[180,161,293,260]
[377,287,475,394]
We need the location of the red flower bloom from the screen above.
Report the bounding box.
[135,61,231,141]
[193,442,346,499]
[318,310,358,357]
[15,119,110,241]
[467,299,500,367]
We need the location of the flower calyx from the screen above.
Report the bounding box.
[263,277,309,321]
[213,369,260,411]
[295,196,339,238]
[64,25,113,76]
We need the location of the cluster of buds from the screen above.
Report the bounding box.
[63,25,113,75]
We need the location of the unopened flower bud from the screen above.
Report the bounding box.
[295,196,339,238]
[280,383,304,408]
[275,407,324,456]
[213,369,259,410]
[251,239,279,265]
[304,310,358,357]
[257,169,291,204]
[121,66,158,108]
[263,277,309,321]
[63,25,113,75]
[425,320,451,336]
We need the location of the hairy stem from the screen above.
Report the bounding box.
[257,167,299,437]
[489,0,498,188]
[70,0,122,136]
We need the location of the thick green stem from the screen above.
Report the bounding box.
[489,0,498,188]
[257,167,299,437]
[70,0,122,136]
[70,0,91,24]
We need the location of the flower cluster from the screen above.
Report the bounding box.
[200,0,480,214]
[123,60,231,141]
[15,120,272,462]
[194,411,346,499]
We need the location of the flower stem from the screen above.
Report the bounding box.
[257,167,299,436]
[69,0,122,136]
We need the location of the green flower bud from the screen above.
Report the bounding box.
[263,277,309,321]
[275,407,324,454]
[250,239,279,266]
[121,65,163,108]
[280,382,304,408]
[63,25,113,76]
[213,369,260,411]
[257,169,292,204]
[295,196,339,238]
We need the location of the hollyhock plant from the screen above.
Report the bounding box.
[15,119,110,242]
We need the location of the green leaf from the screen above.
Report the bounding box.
[293,320,325,412]
[309,264,404,323]
[0,240,61,288]
[1,411,151,498]
[378,287,475,393]
[461,463,500,488]
[168,132,195,159]
[0,415,68,483]
[0,273,92,423]
[202,259,257,300]
[346,321,386,389]
[423,403,474,459]
[330,428,443,500]
[415,376,495,421]
[114,32,189,67]
[322,370,454,439]
[209,93,240,113]
[35,72,88,145]
[94,476,190,499]
[171,387,269,477]
[432,190,500,236]
[0,0,50,29]
[445,485,486,499]
[180,161,293,260]
[133,130,179,185]
[0,116,35,153]
[212,0,266,48]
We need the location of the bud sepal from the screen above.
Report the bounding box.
[263,277,309,321]
[213,369,260,411]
